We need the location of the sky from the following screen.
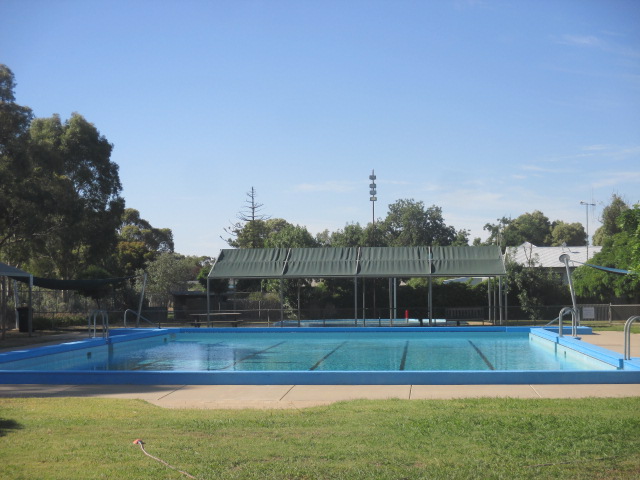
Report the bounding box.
[1,0,639,257]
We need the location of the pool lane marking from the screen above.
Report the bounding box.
[309,342,347,371]
[399,341,409,371]
[468,340,495,370]
[220,341,287,370]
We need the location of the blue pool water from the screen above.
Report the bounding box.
[0,330,615,372]
[1,327,639,385]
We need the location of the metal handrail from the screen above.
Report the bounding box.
[624,315,640,360]
[124,309,159,328]
[557,306,578,337]
[88,310,109,339]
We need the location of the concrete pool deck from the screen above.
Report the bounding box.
[0,330,638,409]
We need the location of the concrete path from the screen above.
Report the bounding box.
[0,331,638,409]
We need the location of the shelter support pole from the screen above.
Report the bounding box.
[488,279,492,324]
[354,277,358,325]
[297,280,301,326]
[493,277,498,322]
[498,277,503,325]
[504,278,508,324]
[362,280,366,322]
[280,279,284,323]
[388,279,392,320]
[394,278,397,321]
[428,277,433,323]
[206,277,210,325]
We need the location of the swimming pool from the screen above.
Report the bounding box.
[1,327,639,385]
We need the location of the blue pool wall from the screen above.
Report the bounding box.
[1,326,640,386]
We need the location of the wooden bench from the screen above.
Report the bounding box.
[445,307,485,325]
[190,313,242,328]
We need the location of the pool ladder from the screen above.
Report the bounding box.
[89,310,109,339]
[556,307,579,338]
[624,315,640,361]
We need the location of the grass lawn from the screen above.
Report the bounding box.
[590,323,640,333]
[1,397,639,479]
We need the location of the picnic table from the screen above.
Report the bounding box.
[189,312,242,327]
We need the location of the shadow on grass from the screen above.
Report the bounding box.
[0,418,23,437]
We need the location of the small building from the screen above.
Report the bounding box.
[505,243,602,284]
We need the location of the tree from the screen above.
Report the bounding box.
[549,221,587,246]
[116,208,174,276]
[25,113,124,279]
[264,224,318,249]
[325,223,367,247]
[572,233,640,302]
[619,203,640,275]
[507,211,551,246]
[0,64,36,254]
[593,194,629,246]
[483,217,513,249]
[381,199,459,247]
[484,211,584,249]
[224,187,269,248]
[573,203,640,302]
[504,256,569,321]
[137,253,201,307]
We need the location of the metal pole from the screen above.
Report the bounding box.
[362,279,366,322]
[280,279,284,323]
[297,280,301,327]
[559,253,578,313]
[388,278,392,320]
[136,273,147,328]
[369,170,377,325]
[580,201,595,260]
[13,280,19,330]
[354,277,358,325]
[498,277,503,325]
[428,277,433,323]
[393,278,398,321]
[504,278,508,325]
[206,276,211,325]
[559,254,579,319]
[488,279,492,324]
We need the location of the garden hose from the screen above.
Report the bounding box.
[133,439,199,479]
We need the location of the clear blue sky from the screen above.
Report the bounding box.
[2,0,639,257]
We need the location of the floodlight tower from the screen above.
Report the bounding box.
[369,170,377,321]
[369,170,377,244]
[580,201,595,260]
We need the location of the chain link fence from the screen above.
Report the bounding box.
[4,281,640,330]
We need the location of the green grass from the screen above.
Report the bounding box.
[1,397,639,479]
[590,324,640,333]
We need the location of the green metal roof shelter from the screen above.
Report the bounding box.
[208,246,506,324]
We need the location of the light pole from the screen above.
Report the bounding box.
[369,170,377,242]
[580,201,595,260]
[369,170,377,320]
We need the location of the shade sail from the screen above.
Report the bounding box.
[209,246,506,279]
[359,246,431,277]
[0,262,31,279]
[431,246,505,276]
[2,262,132,291]
[285,247,359,277]
[209,248,289,278]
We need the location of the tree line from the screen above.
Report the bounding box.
[2,63,638,315]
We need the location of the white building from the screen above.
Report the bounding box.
[505,242,603,284]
